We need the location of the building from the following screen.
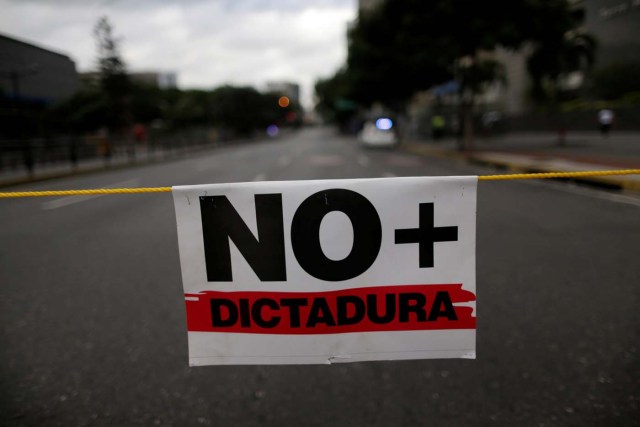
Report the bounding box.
[490,48,532,116]
[0,33,79,104]
[585,0,640,66]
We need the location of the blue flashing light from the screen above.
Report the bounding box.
[376,118,393,130]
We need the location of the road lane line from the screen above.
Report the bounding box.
[42,179,140,210]
[252,173,267,182]
[382,172,396,177]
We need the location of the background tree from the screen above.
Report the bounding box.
[456,58,506,149]
[94,16,130,132]
[314,68,358,130]
[163,89,211,129]
[591,61,640,101]
[526,3,596,144]
[345,0,455,110]
[527,16,596,104]
[44,18,292,139]
[210,86,288,136]
[342,0,532,148]
[319,0,593,149]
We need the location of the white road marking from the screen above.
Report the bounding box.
[382,172,396,178]
[357,155,371,167]
[42,179,140,210]
[252,173,267,182]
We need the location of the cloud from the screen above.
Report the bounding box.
[0,0,356,107]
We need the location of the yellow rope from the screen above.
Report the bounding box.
[0,169,638,198]
[0,187,172,198]
[477,169,640,181]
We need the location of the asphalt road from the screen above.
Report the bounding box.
[1,127,639,426]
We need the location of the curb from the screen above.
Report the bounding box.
[403,142,640,192]
[0,161,141,189]
[0,155,179,189]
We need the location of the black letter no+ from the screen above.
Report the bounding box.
[291,189,382,281]
[395,203,458,268]
[199,194,286,281]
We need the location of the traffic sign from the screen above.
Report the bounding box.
[173,176,477,365]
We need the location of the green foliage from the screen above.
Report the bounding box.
[345,0,454,109]
[318,0,593,113]
[128,85,164,124]
[528,32,596,104]
[314,69,357,126]
[48,83,291,136]
[620,91,640,106]
[458,59,506,95]
[210,86,277,135]
[342,0,559,110]
[94,17,128,95]
[0,96,49,139]
[164,89,211,128]
[315,0,595,149]
[560,91,640,111]
[8,16,296,138]
[93,16,131,130]
[47,89,107,133]
[47,16,295,136]
[526,1,596,104]
[591,62,640,100]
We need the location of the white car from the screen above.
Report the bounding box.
[358,118,398,148]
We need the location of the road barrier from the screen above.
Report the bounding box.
[0,170,639,198]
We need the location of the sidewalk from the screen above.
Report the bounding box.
[403,131,640,191]
[0,132,295,189]
[0,136,262,189]
[0,148,181,188]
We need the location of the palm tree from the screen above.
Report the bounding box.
[527,28,597,144]
[528,29,596,102]
[456,57,506,151]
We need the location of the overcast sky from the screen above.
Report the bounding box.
[0,0,356,108]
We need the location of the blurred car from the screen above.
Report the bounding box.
[358,117,398,148]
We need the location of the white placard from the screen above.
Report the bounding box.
[173,176,477,365]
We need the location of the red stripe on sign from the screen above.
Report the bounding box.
[185,284,475,334]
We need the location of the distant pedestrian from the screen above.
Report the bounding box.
[133,123,147,143]
[431,115,445,140]
[598,109,614,137]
